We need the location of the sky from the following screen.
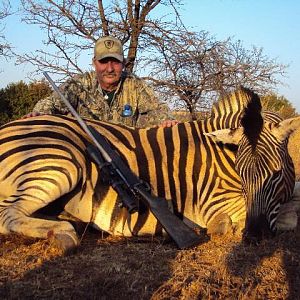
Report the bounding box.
[1,0,299,112]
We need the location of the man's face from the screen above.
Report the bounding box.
[94,57,123,90]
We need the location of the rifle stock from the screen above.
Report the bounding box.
[44,72,202,249]
[134,185,202,249]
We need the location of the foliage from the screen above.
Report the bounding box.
[261,93,298,119]
[0,80,52,125]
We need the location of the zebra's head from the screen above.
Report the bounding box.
[206,89,300,239]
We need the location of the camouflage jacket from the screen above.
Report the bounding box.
[34,71,171,127]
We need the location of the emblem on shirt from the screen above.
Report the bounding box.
[104,40,114,49]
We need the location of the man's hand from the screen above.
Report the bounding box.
[22,112,43,119]
[159,120,179,128]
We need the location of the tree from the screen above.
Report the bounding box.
[0,80,52,125]
[14,0,288,115]
[0,0,12,61]
[261,93,298,119]
[18,0,184,77]
[142,31,287,118]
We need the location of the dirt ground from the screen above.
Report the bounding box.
[1,218,300,300]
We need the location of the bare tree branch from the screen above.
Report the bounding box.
[97,0,109,35]
[141,30,287,116]
[16,0,185,75]
[0,0,12,60]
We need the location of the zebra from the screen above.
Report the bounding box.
[0,88,299,250]
[206,91,298,239]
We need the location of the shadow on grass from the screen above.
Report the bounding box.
[226,225,300,300]
[0,230,178,300]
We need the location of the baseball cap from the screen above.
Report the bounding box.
[94,36,124,62]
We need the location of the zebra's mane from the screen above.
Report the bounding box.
[240,89,263,148]
[210,87,256,128]
[210,87,264,147]
[262,111,283,123]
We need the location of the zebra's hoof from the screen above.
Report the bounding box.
[207,213,233,236]
[51,232,79,253]
[276,211,298,231]
[276,201,298,231]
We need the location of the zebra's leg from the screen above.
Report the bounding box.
[275,203,298,231]
[291,181,300,211]
[0,205,79,251]
[0,179,82,251]
[206,213,233,236]
[275,182,300,231]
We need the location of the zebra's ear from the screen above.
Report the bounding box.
[272,116,300,142]
[204,127,243,145]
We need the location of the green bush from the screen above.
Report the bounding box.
[0,80,52,125]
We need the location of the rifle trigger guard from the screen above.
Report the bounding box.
[135,180,151,191]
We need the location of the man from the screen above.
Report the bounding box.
[27,36,176,128]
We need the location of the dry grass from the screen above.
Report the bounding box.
[1,221,300,300]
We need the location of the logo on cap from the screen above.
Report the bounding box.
[104,40,114,49]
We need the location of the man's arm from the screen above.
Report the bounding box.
[32,94,68,115]
[24,74,91,118]
[23,94,65,118]
[33,76,84,115]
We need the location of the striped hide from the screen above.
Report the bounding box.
[0,88,299,249]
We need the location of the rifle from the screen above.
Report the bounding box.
[43,72,202,249]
